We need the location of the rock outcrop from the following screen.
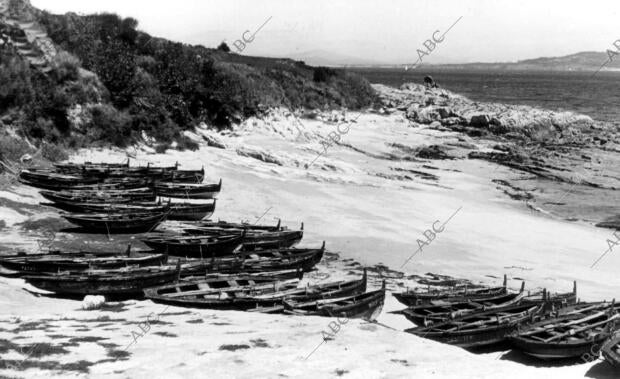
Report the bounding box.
[375,83,597,142]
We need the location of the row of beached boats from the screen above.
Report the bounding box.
[7,160,386,320]
[19,159,222,231]
[392,276,620,366]
[0,229,384,319]
[13,160,619,366]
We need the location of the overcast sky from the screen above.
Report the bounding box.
[32,0,620,65]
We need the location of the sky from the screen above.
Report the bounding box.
[31,0,620,65]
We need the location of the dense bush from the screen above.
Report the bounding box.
[217,42,230,52]
[1,6,378,153]
[313,66,336,83]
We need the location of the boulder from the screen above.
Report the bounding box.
[236,146,284,166]
[469,114,491,128]
[417,145,453,160]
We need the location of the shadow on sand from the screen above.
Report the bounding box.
[585,361,619,379]
[497,349,619,378]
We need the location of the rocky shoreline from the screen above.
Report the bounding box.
[371,83,620,227]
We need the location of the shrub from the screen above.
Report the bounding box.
[0,132,33,163]
[85,104,133,146]
[176,135,199,151]
[217,42,230,52]
[41,142,68,162]
[0,54,34,112]
[313,66,336,83]
[51,51,81,83]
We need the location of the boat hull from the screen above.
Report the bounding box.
[510,334,611,359]
[142,235,244,257]
[24,270,179,296]
[62,213,166,233]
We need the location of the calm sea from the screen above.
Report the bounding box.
[351,68,620,126]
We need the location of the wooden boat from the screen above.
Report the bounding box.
[73,163,179,179]
[19,169,99,190]
[148,270,368,312]
[71,177,152,190]
[0,246,154,259]
[23,265,181,297]
[155,179,222,199]
[398,282,527,326]
[197,219,282,232]
[179,245,325,275]
[169,168,205,183]
[283,283,386,320]
[523,282,579,311]
[144,274,301,310]
[54,160,130,172]
[245,270,369,313]
[42,201,169,214]
[602,332,620,368]
[183,224,303,250]
[41,188,157,204]
[394,275,508,306]
[141,233,244,257]
[168,200,216,221]
[510,304,620,359]
[62,212,168,233]
[0,251,167,276]
[406,302,542,348]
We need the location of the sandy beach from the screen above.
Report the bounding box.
[1,83,619,378]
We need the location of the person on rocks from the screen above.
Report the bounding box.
[424,75,439,89]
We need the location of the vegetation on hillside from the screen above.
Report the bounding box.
[0,5,378,157]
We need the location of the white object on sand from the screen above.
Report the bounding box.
[81,295,106,310]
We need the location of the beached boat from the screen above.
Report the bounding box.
[155,179,222,199]
[394,275,508,306]
[54,160,130,173]
[62,212,168,233]
[246,269,369,313]
[41,187,157,204]
[0,246,154,259]
[23,265,181,297]
[197,219,282,232]
[19,169,99,190]
[283,282,386,320]
[167,200,216,221]
[42,200,169,214]
[397,282,527,326]
[406,302,542,348]
[523,282,579,311]
[0,251,167,276]
[144,274,301,310]
[141,233,244,257]
[183,224,303,250]
[151,270,368,312]
[178,245,325,275]
[509,304,620,359]
[168,168,205,183]
[602,333,620,368]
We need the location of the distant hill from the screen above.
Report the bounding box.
[410,52,620,71]
[276,49,385,67]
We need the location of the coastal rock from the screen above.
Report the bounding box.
[441,116,465,126]
[469,114,491,128]
[550,112,594,130]
[196,124,227,149]
[417,145,454,160]
[408,106,456,124]
[236,146,284,166]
